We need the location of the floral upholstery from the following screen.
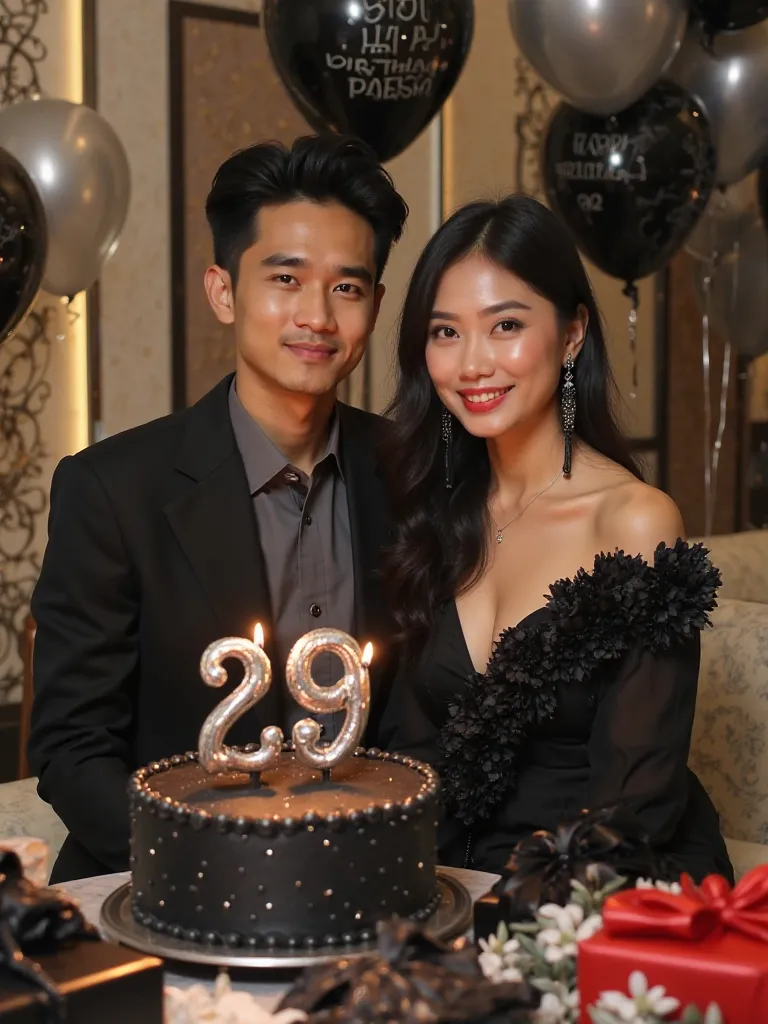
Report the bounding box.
[690,533,768,877]
[0,776,67,878]
[692,598,768,854]
[692,530,768,604]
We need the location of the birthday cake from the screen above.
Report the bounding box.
[130,626,440,949]
[129,745,440,949]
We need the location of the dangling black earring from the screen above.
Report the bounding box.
[441,408,453,490]
[561,353,576,476]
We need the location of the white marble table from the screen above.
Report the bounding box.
[60,867,499,1011]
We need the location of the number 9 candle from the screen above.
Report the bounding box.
[286,628,373,775]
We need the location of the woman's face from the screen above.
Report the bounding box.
[425,253,584,439]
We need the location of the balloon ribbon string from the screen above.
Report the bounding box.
[622,282,639,400]
[701,253,733,537]
[712,340,731,531]
[702,266,713,535]
[710,243,736,535]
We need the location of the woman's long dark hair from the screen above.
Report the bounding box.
[382,194,641,654]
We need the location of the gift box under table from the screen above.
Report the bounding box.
[579,928,768,1023]
[0,939,163,1024]
[579,868,768,1024]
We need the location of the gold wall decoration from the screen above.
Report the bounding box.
[0,0,52,705]
[0,0,47,105]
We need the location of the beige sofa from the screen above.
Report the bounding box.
[686,531,768,876]
[692,530,768,604]
[0,776,68,875]
[693,597,768,877]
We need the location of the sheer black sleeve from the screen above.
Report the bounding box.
[588,635,699,845]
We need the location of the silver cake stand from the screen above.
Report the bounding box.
[100,868,472,969]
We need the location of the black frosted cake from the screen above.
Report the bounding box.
[129,745,440,949]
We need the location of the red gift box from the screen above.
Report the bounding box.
[579,866,768,1023]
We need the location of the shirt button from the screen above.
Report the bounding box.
[285,471,300,483]
[310,603,322,618]
[303,514,312,526]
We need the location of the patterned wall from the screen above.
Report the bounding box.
[0,0,88,706]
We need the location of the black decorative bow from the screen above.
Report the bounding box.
[0,849,99,1021]
[493,805,678,920]
[279,919,538,1023]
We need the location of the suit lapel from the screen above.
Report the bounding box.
[162,376,282,726]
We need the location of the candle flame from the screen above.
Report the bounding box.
[254,623,264,647]
[362,642,373,667]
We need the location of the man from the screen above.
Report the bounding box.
[29,134,408,882]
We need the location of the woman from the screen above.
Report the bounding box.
[379,195,731,883]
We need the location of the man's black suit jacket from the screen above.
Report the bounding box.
[28,374,394,883]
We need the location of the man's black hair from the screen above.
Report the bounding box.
[205,134,409,286]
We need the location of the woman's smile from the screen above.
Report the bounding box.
[456,385,514,412]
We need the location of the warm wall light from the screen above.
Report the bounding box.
[66,0,83,101]
[65,0,90,453]
[66,292,90,453]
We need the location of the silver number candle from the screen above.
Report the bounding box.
[198,624,283,774]
[286,628,373,773]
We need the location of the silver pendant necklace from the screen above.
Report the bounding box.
[492,470,563,544]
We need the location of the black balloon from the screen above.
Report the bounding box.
[543,82,716,286]
[0,147,46,344]
[264,0,474,162]
[691,0,768,33]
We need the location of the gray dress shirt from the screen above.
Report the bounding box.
[228,381,355,739]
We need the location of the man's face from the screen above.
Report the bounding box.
[205,200,384,397]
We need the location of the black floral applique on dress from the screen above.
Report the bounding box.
[439,540,721,827]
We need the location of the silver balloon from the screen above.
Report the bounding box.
[0,98,130,297]
[508,0,687,116]
[692,217,768,359]
[668,22,768,186]
[198,634,283,775]
[286,629,371,774]
[685,174,760,262]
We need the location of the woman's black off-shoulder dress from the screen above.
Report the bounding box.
[379,541,733,883]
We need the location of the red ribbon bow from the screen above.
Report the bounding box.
[602,865,768,944]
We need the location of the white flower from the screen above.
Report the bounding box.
[535,903,602,962]
[164,971,307,1024]
[477,933,523,982]
[596,971,680,1022]
[537,984,580,1022]
[635,878,683,895]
